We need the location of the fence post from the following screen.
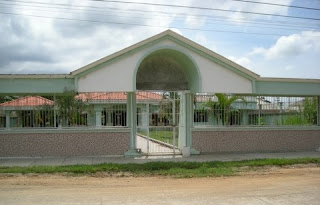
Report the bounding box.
[187,93,200,155]
[317,96,320,126]
[53,94,57,128]
[5,110,10,130]
[124,92,140,157]
[94,106,102,128]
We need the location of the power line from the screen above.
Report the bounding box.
[88,0,320,21]
[1,4,318,32]
[1,0,319,29]
[1,0,319,21]
[1,11,319,37]
[231,0,320,11]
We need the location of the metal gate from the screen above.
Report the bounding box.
[136,91,183,155]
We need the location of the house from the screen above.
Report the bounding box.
[0,30,319,157]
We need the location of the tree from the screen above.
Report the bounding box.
[0,96,18,103]
[205,93,246,126]
[55,91,93,127]
[303,97,317,125]
[157,92,178,126]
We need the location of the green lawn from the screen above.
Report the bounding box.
[138,130,177,145]
[0,158,319,178]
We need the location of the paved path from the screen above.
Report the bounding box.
[0,151,319,167]
[136,135,179,154]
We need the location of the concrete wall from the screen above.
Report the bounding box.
[192,129,320,153]
[0,130,130,157]
[77,39,253,93]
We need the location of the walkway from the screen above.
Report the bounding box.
[0,151,319,167]
[136,135,179,154]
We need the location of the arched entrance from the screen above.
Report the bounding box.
[136,48,200,92]
[134,49,200,155]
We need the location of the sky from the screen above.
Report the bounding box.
[0,0,320,79]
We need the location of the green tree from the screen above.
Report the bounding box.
[158,92,180,126]
[55,91,93,127]
[205,93,246,126]
[303,97,317,125]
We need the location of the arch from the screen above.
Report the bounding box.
[134,47,201,92]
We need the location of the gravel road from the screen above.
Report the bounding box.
[0,166,319,205]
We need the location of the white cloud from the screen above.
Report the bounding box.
[0,0,175,74]
[184,16,207,28]
[249,31,320,60]
[210,0,293,22]
[229,31,320,78]
[1,0,317,79]
[193,33,217,51]
[228,56,252,68]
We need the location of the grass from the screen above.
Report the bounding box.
[0,158,319,178]
[138,130,176,145]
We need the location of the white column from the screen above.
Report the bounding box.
[53,94,57,128]
[95,106,102,128]
[5,110,10,130]
[124,92,140,157]
[107,111,112,126]
[146,103,150,154]
[178,92,186,149]
[317,96,320,126]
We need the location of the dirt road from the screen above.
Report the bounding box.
[0,167,319,205]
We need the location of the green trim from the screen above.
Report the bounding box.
[255,81,320,96]
[75,56,122,79]
[192,126,320,131]
[0,74,72,79]
[0,78,75,94]
[252,80,256,93]
[0,128,130,134]
[74,76,78,91]
[75,37,166,79]
[167,36,257,82]
[74,33,256,92]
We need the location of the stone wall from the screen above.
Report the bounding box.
[0,131,130,157]
[192,129,320,153]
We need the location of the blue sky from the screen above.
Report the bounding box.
[0,0,319,78]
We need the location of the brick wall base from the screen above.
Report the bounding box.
[0,132,130,157]
[192,130,320,153]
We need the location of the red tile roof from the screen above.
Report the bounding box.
[77,92,163,101]
[0,92,163,107]
[0,96,53,107]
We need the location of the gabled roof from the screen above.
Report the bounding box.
[0,96,53,107]
[70,30,260,79]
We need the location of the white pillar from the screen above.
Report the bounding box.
[94,106,102,128]
[107,111,112,126]
[178,92,186,150]
[124,92,140,157]
[5,110,10,130]
[53,94,57,128]
[317,96,320,126]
